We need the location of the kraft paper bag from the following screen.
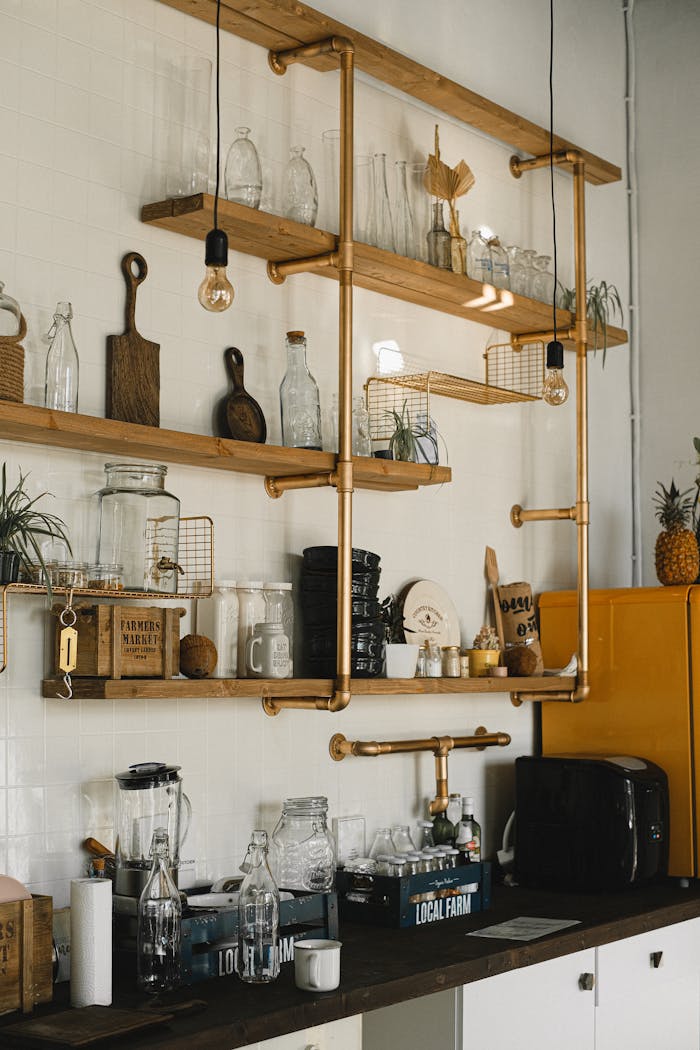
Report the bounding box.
[497,582,543,675]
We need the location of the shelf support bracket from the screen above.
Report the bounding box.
[509,148,590,704]
[329,727,511,814]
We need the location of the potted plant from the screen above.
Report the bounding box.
[465,625,500,677]
[0,463,72,599]
[560,280,623,364]
[381,593,419,678]
[387,401,439,463]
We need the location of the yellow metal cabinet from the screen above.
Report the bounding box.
[539,586,698,877]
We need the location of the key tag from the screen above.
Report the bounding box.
[57,591,78,700]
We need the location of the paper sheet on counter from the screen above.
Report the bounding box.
[467,916,581,941]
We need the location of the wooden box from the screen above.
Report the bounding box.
[53,604,184,679]
[0,895,53,1016]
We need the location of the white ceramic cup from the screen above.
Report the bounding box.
[294,939,342,992]
[245,621,290,678]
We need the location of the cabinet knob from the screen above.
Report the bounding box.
[578,972,595,991]
[650,950,663,969]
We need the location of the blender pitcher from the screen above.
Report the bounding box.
[114,762,191,896]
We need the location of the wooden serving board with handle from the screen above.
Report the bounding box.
[218,346,267,443]
[106,252,159,428]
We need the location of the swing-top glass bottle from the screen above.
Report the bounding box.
[137,827,182,993]
[45,301,79,413]
[237,829,280,984]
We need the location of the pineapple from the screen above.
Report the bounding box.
[653,480,699,585]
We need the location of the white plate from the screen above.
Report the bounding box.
[401,579,461,647]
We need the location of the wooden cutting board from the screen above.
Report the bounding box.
[106,252,160,428]
[2,1005,173,1046]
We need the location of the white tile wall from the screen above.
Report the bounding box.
[0,0,630,906]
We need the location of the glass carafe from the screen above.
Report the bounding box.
[114,763,192,897]
[237,830,280,984]
[427,200,451,269]
[279,331,322,450]
[45,301,79,413]
[0,281,21,337]
[269,796,336,892]
[97,463,180,593]
[393,160,414,258]
[225,126,262,208]
[283,145,318,226]
[137,828,182,993]
[371,153,395,252]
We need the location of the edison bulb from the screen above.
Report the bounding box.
[542,366,569,406]
[198,265,234,312]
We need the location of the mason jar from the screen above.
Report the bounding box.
[97,464,180,593]
[269,796,336,892]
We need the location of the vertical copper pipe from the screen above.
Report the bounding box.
[572,156,589,696]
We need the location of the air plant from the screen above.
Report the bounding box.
[560,280,623,364]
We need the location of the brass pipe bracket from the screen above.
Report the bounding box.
[511,504,576,528]
[269,36,354,76]
[264,471,337,500]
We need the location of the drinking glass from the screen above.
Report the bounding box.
[155,56,212,199]
[408,162,431,262]
[372,153,395,252]
[393,160,415,258]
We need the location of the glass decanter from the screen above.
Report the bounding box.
[371,153,395,252]
[393,160,415,258]
[531,254,556,302]
[225,126,262,208]
[427,200,451,269]
[137,828,182,994]
[45,301,79,413]
[237,829,280,984]
[283,145,318,226]
[279,331,322,450]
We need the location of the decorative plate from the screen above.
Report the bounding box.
[401,579,461,646]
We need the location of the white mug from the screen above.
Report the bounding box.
[294,938,342,992]
[245,621,290,678]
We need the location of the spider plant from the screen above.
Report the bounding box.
[0,463,72,599]
[386,401,439,463]
[560,280,623,364]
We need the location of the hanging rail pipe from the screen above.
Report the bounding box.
[509,149,590,704]
[263,36,355,716]
[329,728,511,815]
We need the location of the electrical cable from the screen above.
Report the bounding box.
[549,0,558,348]
[214,0,221,230]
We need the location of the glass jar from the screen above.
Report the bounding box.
[236,582,266,679]
[433,850,447,871]
[45,301,79,413]
[86,563,123,590]
[269,796,336,893]
[369,827,394,860]
[418,851,434,873]
[387,856,407,878]
[97,464,180,593]
[404,852,422,876]
[197,581,239,678]
[415,644,427,678]
[390,825,416,853]
[416,819,435,849]
[50,561,87,589]
[0,281,21,337]
[459,651,471,678]
[264,582,294,676]
[426,642,442,677]
[426,200,451,269]
[279,331,322,450]
[443,847,460,869]
[531,254,556,303]
[224,126,262,208]
[282,145,318,226]
[443,645,461,677]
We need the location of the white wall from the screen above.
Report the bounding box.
[634,0,700,583]
[0,0,629,904]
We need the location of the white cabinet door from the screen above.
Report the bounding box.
[253,1016,363,1050]
[595,918,700,1050]
[461,948,597,1050]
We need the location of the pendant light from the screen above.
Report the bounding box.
[198,0,234,312]
[542,0,568,406]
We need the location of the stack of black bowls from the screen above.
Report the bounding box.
[300,546,384,677]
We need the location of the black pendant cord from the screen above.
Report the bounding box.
[549,0,558,356]
[214,0,221,231]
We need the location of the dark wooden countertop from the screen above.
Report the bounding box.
[6,880,700,1049]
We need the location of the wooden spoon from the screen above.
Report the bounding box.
[485,546,505,649]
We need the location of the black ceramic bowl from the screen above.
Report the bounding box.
[300,596,382,628]
[303,546,381,573]
[300,569,381,597]
[303,618,385,660]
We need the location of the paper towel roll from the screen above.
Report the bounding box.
[70,878,112,1007]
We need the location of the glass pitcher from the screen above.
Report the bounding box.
[114,762,192,896]
[269,796,336,892]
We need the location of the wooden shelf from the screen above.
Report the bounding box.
[0,403,449,492]
[156,0,620,186]
[41,675,574,700]
[141,196,628,352]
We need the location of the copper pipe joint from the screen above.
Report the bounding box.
[269,36,355,75]
[510,327,576,347]
[267,253,339,285]
[510,149,583,178]
[264,472,336,500]
[511,504,576,528]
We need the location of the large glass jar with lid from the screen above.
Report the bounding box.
[263,581,294,676]
[279,331,322,450]
[97,464,180,593]
[269,796,336,892]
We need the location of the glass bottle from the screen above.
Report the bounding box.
[506,245,527,295]
[197,581,239,678]
[137,828,182,994]
[531,254,556,303]
[467,230,492,283]
[237,829,280,984]
[0,281,21,337]
[352,396,372,457]
[45,301,79,413]
[236,581,266,678]
[283,145,318,227]
[97,463,180,593]
[224,126,262,209]
[455,795,482,862]
[416,820,435,849]
[279,330,322,450]
[432,810,454,846]
[426,201,451,269]
[369,827,394,860]
[371,153,395,252]
[446,792,463,828]
[515,248,537,299]
[264,581,294,676]
[426,641,442,677]
[489,238,510,289]
[390,825,416,853]
[449,208,467,275]
[269,796,336,892]
[415,644,427,677]
[393,160,414,258]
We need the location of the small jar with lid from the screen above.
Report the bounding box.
[433,850,447,871]
[237,582,266,678]
[443,645,461,677]
[387,856,407,878]
[416,819,435,849]
[418,852,434,873]
[415,644,428,677]
[86,563,123,590]
[443,847,460,869]
[426,642,442,677]
[404,852,422,876]
[198,581,239,678]
[263,581,294,676]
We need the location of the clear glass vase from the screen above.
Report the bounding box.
[426,200,451,269]
[45,301,79,413]
[393,160,414,258]
[283,146,318,226]
[224,126,262,209]
[371,153,395,252]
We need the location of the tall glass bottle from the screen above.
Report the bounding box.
[455,795,482,861]
[393,160,414,258]
[237,829,280,984]
[137,828,182,994]
[224,126,262,209]
[279,331,322,450]
[371,153,395,252]
[283,146,318,226]
[426,201,451,269]
[45,301,79,413]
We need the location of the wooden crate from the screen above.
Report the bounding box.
[52,604,184,679]
[0,895,53,1016]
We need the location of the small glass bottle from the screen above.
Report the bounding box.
[390,825,416,853]
[371,153,395,252]
[426,200,451,269]
[455,796,482,862]
[352,396,373,457]
[197,581,239,678]
[416,820,435,850]
[237,829,280,984]
[283,145,318,226]
[237,582,266,679]
[467,230,492,283]
[449,208,467,275]
[415,644,428,678]
[393,160,415,258]
[279,331,322,450]
[532,254,555,302]
[224,126,262,208]
[443,847,460,869]
[45,301,79,413]
[426,641,442,677]
[489,238,510,289]
[137,828,182,994]
[369,827,394,860]
[446,792,463,830]
[264,582,294,676]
